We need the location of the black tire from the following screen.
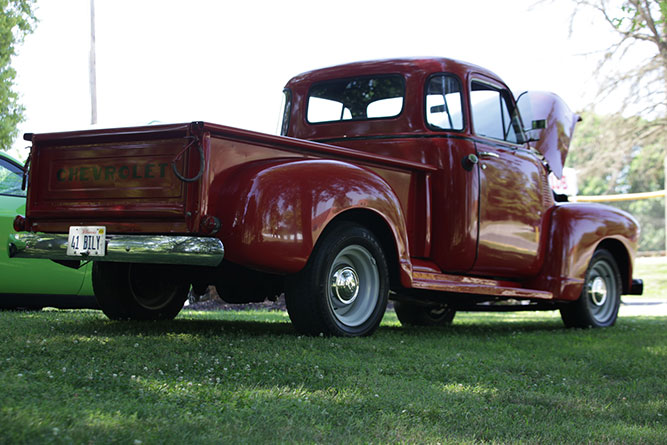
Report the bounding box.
[394,301,455,326]
[92,262,189,321]
[285,223,389,337]
[560,249,622,328]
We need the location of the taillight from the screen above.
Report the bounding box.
[199,215,221,235]
[13,215,26,232]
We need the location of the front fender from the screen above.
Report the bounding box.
[213,158,410,276]
[529,203,639,300]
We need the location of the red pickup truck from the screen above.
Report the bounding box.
[10,57,642,336]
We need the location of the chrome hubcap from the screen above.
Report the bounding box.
[585,257,619,324]
[327,244,380,327]
[331,266,360,306]
[589,276,608,306]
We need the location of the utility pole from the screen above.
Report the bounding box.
[89,0,97,125]
[664,152,666,255]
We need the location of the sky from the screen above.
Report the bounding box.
[8,0,626,160]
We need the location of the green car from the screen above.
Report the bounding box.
[0,151,96,309]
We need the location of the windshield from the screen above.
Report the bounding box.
[307,75,405,123]
[0,157,25,197]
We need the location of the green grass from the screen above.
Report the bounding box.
[634,256,667,299]
[1,309,665,444]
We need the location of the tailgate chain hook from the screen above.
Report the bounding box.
[172,136,205,182]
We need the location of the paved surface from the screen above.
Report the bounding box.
[619,299,667,317]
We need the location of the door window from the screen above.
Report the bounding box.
[470,81,521,144]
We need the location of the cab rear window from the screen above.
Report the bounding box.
[307,75,404,123]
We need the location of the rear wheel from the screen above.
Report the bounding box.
[560,249,621,328]
[285,223,389,337]
[394,301,455,326]
[93,262,189,320]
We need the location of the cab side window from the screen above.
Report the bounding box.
[425,75,464,130]
[470,81,521,144]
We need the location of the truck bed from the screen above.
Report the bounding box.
[23,121,432,236]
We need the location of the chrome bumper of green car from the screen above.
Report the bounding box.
[9,233,224,267]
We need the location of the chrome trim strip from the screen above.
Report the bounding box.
[9,233,224,267]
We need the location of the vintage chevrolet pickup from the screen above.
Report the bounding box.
[10,58,643,336]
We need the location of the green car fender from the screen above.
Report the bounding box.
[0,151,93,301]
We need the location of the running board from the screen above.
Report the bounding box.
[412,271,553,300]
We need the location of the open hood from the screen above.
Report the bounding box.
[516,91,579,179]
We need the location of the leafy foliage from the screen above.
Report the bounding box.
[568,112,664,194]
[0,0,35,151]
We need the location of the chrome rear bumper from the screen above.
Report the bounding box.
[9,233,224,267]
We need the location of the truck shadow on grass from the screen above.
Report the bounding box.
[59,318,297,338]
[50,310,571,340]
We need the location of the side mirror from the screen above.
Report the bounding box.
[531,119,546,130]
[524,119,546,142]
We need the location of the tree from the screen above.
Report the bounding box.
[565,1,667,251]
[0,0,35,151]
[570,0,666,119]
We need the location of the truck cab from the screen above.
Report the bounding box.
[283,58,559,278]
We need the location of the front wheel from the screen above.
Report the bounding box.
[285,223,389,337]
[560,249,621,328]
[93,262,189,321]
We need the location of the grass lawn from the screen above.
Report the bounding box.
[1,308,664,444]
[633,256,667,299]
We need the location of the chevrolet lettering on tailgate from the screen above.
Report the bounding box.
[55,163,171,183]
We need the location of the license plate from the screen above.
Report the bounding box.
[67,226,106,257]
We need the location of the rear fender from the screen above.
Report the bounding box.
[213,158,411,279]
[529,203,639,300]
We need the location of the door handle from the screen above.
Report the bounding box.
[478,151,500,159]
